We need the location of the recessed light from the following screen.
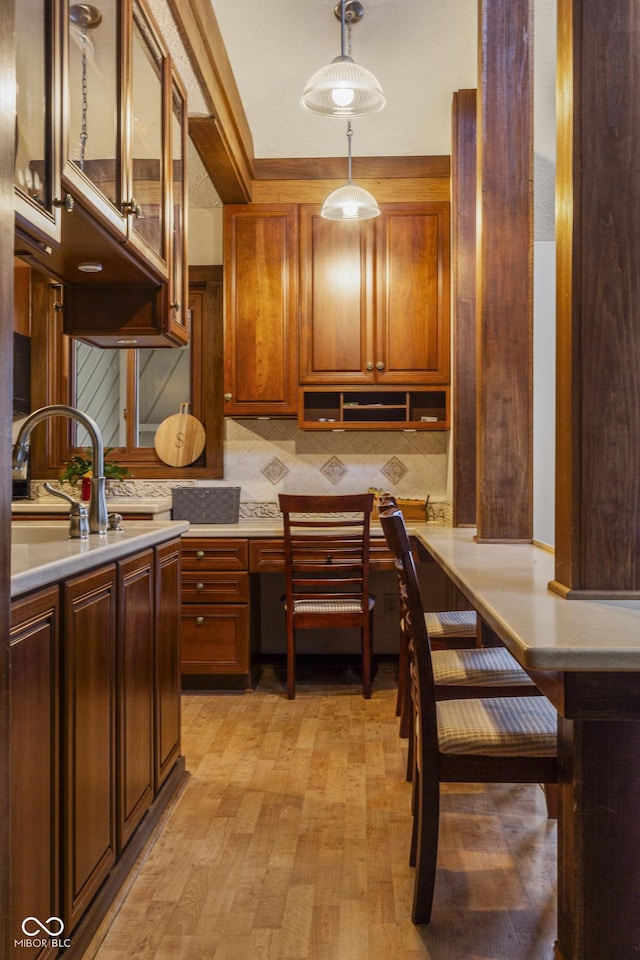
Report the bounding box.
[78,261,103,273]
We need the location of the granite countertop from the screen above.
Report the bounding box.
[11,520,189,598]
[417,526,640,671]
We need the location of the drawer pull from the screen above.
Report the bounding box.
[196,550,205,559]
[196,581,204,591]
[195,616,205,626]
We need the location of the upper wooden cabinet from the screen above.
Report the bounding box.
[223,204,299,417]
[14,0,64,248]
[15,0,188,348]
[62,0,168,277]
[299,202,450,385]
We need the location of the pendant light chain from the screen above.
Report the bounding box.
[79,18,89,170]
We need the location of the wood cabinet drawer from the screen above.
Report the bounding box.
[180,605,249,674]
[181,538,248,571]
[249,539,286,572]
[249,536,397,571]
[181,570,249,604]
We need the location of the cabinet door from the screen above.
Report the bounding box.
[181,605,250,676]
[63,565,117,933]
[155,539,182,790]
[117,550,154,849]
[299,204,375,384]
[374,203,451,384]
[224,205,299,415]
[126,0,168,276]
[163,69,189,346]
[63,0,126,239]
[15,0,64,246]
[10,587,60,959]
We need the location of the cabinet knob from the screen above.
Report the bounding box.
[196,581,204,591]
[365,362,374,371]
[376,361,385,371]
[170,301,181,312]
[196,550,205,559]
[195,616,205,626]
[224,392,232,401]
[52,194,75,212]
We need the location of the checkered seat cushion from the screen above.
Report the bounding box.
[425,609,477,639]
[288,597,376,614]
[432,646,535,687]
[436,695,557,756]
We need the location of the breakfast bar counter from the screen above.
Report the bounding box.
[412,525,640,960]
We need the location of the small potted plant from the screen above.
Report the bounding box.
[60,448,132,500]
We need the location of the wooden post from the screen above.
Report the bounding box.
[452,89,478,527]
[476,0,534,541]
[552,0,640,597]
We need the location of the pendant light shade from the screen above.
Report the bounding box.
[320,182,380,220]
[321,123,380,221]
[301,56,385,119]
[300,1,386,119]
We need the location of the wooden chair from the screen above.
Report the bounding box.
[379,507,558,924]
[279,492,375,700]
[377,497,539,743]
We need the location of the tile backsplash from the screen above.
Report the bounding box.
[35,418,452,521]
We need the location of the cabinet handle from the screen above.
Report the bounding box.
[376,361,385,371]
[196,550,205,559]
[196,581,204,591]
[122,197,143,218]
[224,392,232,401]
[170,301,181,312]
[195,616,205,626]
[365,362,374,371]
[52,194,75,212]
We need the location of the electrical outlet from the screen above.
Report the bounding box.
[383,593,398,615]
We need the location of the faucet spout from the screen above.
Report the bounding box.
[13,404,108,535]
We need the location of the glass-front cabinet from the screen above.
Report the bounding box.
[62,0,171,282]
[14,0,65,246]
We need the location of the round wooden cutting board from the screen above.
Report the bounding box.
[154,403,206,466]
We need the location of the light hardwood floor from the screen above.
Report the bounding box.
[86,661,557,960]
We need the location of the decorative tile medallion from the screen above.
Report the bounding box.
[261,457,290,485]
[320,456,348,485]
[380,457,408,485]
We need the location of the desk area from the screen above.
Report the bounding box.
[416,525,640,960]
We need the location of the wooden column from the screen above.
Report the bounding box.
[0,1,16,956]
[452,89,478,527]
[476,0,534,541]
[552,0,640,597]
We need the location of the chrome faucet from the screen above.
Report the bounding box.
[12,404,109,535]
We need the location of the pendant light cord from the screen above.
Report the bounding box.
[347,122,353,182]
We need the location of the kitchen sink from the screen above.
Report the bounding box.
[11,522,73,544]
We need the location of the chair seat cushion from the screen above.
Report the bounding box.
[432,646,535,687]
[425,609,477,638]
[285,596,375,614]
[436,695,557,756]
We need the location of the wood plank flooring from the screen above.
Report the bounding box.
[85,661,557,960]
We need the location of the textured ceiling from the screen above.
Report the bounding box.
[209,0,478,160]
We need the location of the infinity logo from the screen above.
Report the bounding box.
[21,917,65,937]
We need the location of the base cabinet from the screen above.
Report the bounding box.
[10,587,60,960]
[63,565,118,933]
[9,536,184,959]
[180,538,251,686]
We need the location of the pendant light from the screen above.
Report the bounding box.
[301,1,386,119]
[321,123,380,220]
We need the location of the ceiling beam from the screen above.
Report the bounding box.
[167,0,254,203]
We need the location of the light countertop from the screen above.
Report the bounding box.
[12,497,173,518]
[11,520,189,598]
[417,525,640,671]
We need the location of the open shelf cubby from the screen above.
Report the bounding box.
[299,386,449,430]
